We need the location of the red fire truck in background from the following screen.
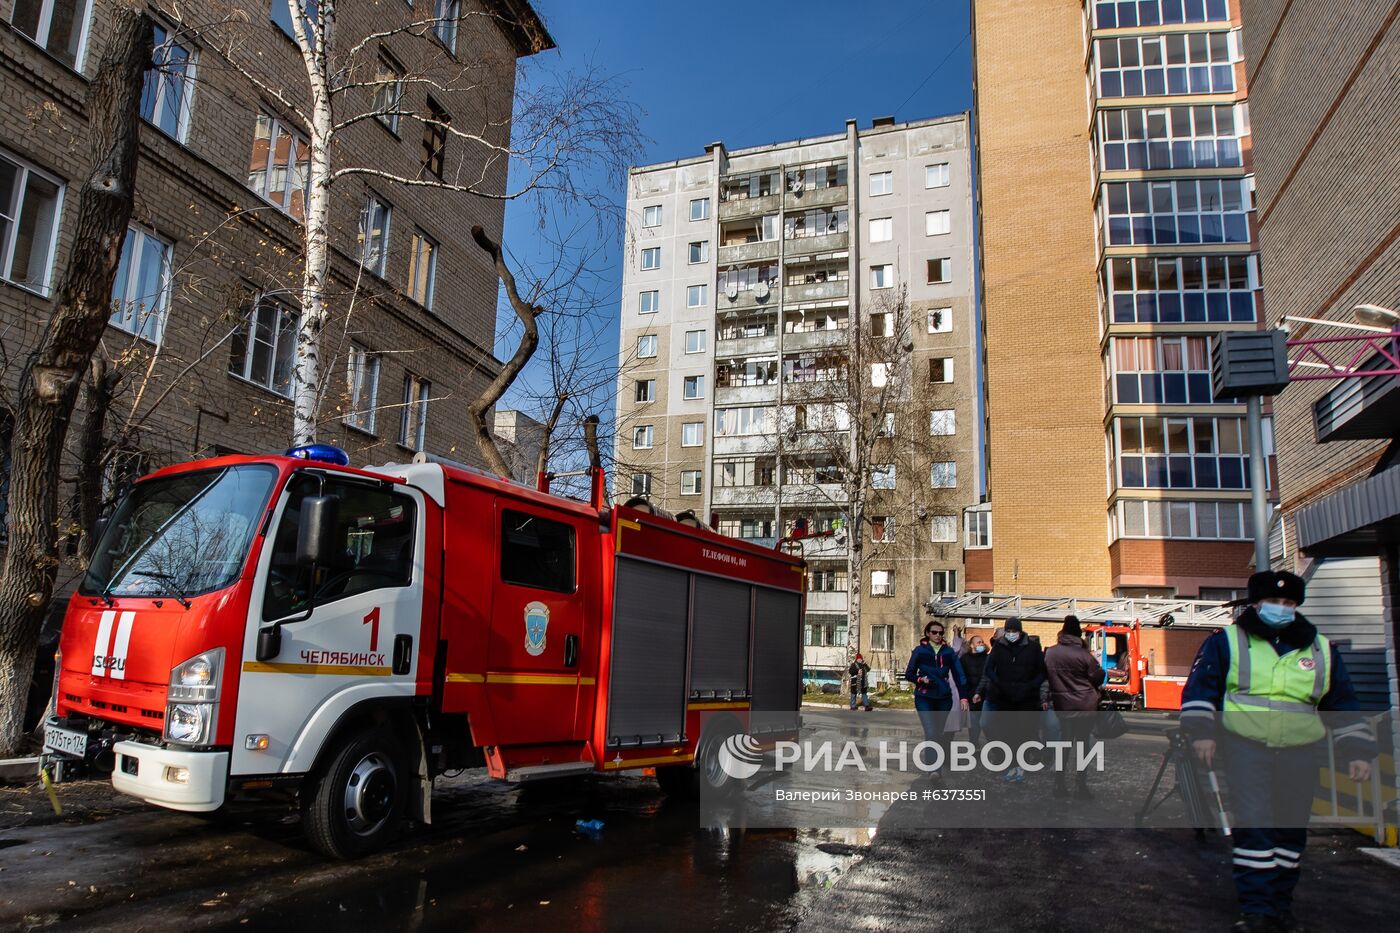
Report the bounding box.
[41,446,805,857]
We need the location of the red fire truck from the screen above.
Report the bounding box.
[41,446,805,857]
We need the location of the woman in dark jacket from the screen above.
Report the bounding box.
[959,636,990,744]
[905,620,970,773]
[1043,615,1105,798]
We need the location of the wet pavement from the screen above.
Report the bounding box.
[1,711,1396,932]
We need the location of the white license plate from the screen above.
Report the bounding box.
[44,725,88,758]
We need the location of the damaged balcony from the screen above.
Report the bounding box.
[784,251,849,304]
[783,206,849,255]
[718,261,780,311]
[716,310,779,357]
[718,214,780,264]
[715,355,780,406]
[718,168,783,220]
[783,159,848,211]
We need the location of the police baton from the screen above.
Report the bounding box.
[1206,768,1231,837]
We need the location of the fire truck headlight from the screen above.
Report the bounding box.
[168,648,224,703]
[165,703,210,745]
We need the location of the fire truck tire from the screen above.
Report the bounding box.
[303,726,408,858]
[657,724,744,800]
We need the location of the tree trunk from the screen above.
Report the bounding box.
[74,358,119,563]
[292,78,335,445]
[0,10,152,757]
[533,392,569,482]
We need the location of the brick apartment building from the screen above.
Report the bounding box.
[1237,0,1398,712]
[613,115,980,685]
[971,0,1271,606]
[0,0,550,535]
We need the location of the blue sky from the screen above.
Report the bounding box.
[498,0,975,427]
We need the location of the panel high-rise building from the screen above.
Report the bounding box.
[613,114,979,684]
[971,0,1270,600]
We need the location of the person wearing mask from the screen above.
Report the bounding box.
[848,653,872,711]
[959,635,991,745]
[1181,571,1374,933]
[904,620,970,775]
[1043,615,1105,799]
[973,617,1046,783]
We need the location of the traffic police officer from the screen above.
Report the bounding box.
[1181,570,1375,932]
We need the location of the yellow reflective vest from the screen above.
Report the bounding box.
[1223,624,1330,747]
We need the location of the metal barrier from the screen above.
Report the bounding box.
[1311,714,1392,843]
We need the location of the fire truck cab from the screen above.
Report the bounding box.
[42,447,804,857]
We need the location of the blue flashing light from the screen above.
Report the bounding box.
[285,443,351,466]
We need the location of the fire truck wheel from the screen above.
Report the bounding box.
[303,726,408,858]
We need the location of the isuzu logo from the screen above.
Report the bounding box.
[91,610,136,680]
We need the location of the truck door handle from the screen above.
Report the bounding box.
[564,634,579,668]
[393,634,413,675]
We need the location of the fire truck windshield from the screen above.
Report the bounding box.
[81,464,279,600]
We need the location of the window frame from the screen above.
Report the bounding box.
[925,162,950,188]
[869,171,893,196]
[246,111,311,220]
[926,257,952,285]
[689,198,709,221]
[109,225,174,344]
[681,421,704,447]
[0,148,65,296]
[420,97,450,179]
[686,283,708,308]
[927,307,953,334]
[870,264,894,289]
[639,289,660,314]
[345,344,381,434]
[632,424,654,450]
[637,334,658,358]
[399,373,431,450]
[432,0,462,54]
[642,204,662,228]
[142,21,197,141]
[929,409,956,436]
[10,0,93,71]
[640,246,661,270]
[680,470,702,496]
[930,461,957,488]
[229,296,299,397]
[688,240,709,264]
[683,374,705,400]
[635,378,655,403]
[407,228,438,308]
[359,194,392,277]
[930,515,958,543]
[500,508,577,594]
[925,209,951,237]
[869,217,893,243]
[371,50,405,134]
[684,329,706,354]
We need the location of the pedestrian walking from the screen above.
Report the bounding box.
[1043,615,1104,799]
[973,617,1045,783]
[959,635,990,745]
[1181,571,1375,933]
[904,620,969,775]
[848,653,872,711]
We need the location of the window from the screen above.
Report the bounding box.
[683,374,705,400]
[0,152,61,295]
[141,22,195,140]
[635,379,655,403]
[785,207,847,240]
[871,516,895,543]
[869,217,893,243]
[785,457,844,485]
[877,412,896,437]
[637,334,657,358]
[929,358,954,383]
[930,569,957,593]
[345,345,380,433]
[109,227,172,343]
[930,515,957,543]
[925,210,951,236]
[1096,31,1236,98]
[926,258,951,284]
[870,362,890,388]
[270,0,315,42]
[929,409,956,436]
[871,264,893,289]
[10,0,90,69]
[246,112,310,220]
[1110,335,1213,404]
[1105,254,1257,324]
[806,617,849,648]
[1094,0,1231,29]
[1099,104,1247,172]
[1113,414,1267,490]
[1101,178,1253,248]
[681,470,702,496]
[639,290,660,313]
[421,98,450,179]
[965,509,991,548]
[682,422,703,447]
[714,457,776,486]
[807,568,848,593]
[871,312,893,337]
[501,509,576,593]
[641,247,661,270]
[870,570,895,597]
[686,284,708,307]
[400,374,430,449]
[714,406,775,437]
[685,329,706,353]
[262,473,416,620]
[925,163,949,188]
[869,172,893,196]
[630,472,652,496]
[406,230,438,308]
[690,198,709,221]
[688,240,709,264]
[927,307,952,334]
[632,425,654,449]
[371,52,404,133]
[642,204,662,227]
[1113,499,1253,542]
[930,461,957,488]
[872,464,896,489]
[716,514,776,539]
[359,195,391,276]
[433,0,461,53]
[229,298,298,396]
[869,624,893,650]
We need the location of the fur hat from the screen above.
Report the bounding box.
[1248,570,1305,606]
[1004,617,1023,633]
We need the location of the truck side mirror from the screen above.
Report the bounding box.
[296,495,339,567]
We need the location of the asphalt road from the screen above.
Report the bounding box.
[0,711,1395,932]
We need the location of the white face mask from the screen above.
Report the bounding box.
[1004,631,1021,644]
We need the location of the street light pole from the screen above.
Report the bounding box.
[1246,394,1270,572]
